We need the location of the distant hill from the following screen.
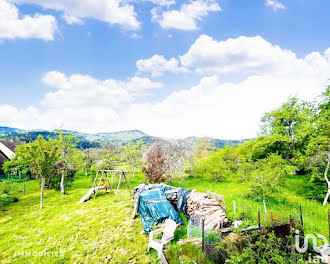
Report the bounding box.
[0,126,25,137]
[0,126,250,149]
[184,136,249,149]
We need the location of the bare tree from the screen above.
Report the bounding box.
[142,140,194,182]
[142,143,167,183]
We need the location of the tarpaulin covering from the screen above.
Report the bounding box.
[176,188,191,214]
[137,187,183,233]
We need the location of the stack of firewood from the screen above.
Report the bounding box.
[185,191,228,231]
[133,184,228,231]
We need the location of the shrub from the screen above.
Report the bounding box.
[142,144,167,183]
[165,243,213,264]
[0,182,20,208]
[222,231,303,264]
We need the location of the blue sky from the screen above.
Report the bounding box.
[0,0,330,139]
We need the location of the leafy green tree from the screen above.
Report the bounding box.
[306,87,330,205]
[19,136,59,209]
[260,97,314,170]
[193,149,231,182]
[51,131,78,195]
[249,153,294,199]
[122,140,143,177]
[194,137,214,160]
[98,143,121,170]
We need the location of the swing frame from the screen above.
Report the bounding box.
[92,170,132,198]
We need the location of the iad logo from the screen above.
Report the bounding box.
[295,230,330,263]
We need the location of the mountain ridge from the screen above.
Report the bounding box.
[0,126,250,149]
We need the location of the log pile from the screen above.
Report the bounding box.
[185,191,228,231]
[166,189,228,231]
[133,184,228,231]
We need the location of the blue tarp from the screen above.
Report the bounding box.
[137,187,183,233]
[176,188,191,214]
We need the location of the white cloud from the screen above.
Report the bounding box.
[0,0,57,40]
[152,0,221,30]
[136,0,176,6]
[266,0,286,11]
[137,35,330,79]
[136,55,187,77]
[122,71,328,139]
[1,36,330,139]
[128,35,330,138]
[0,71,162,132]
[12,0,140,30]
[179,35,330,78]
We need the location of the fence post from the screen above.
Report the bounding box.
[233,200,236,216]
[202,219,205,252]
[328,209,330,244]
[263,200,268,218]
[299,205,304,236]
[241,194,244,218]
[258,211,261,229]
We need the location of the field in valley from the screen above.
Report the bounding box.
[1,171,329,264]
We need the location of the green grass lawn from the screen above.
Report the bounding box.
[1,172,329,263]
[0,175,158,264]
[170,174,330,238]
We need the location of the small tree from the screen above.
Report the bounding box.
[26,135,59,209]
[99,143,120,170]
[122,141,143,177]
[52,131,78,195]
[249,153,294,199]
[194,137,214,160]
[142,144,167,183]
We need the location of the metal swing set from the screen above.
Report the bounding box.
[78,170,132,204]
[92,170,132,198]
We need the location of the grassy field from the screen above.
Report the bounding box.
[1,172,329,263]
[0,174,158,264]
[170,174,330,237]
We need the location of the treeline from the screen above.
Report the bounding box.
[2,132,144,208]
[192,87,329,204]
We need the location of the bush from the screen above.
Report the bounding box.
[222,231,303,264]
[193,151,230,182]
[249,154,294,199]
[0,182,20,208]
[165,243,213,264]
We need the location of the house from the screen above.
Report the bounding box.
[0,140,21,175]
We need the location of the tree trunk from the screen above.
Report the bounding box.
[60,170,65,195]
[132,166,135,178]
[322,153,330,206]
[85,169,88,177]
[40,176,45,209]
[19,171,21,181]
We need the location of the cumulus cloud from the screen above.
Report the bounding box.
[1,36,330,138]
[136,55,187,77]
[0,0,57,40]
[137,35,330,79]
[122,71,328,139]
[12,0,140,30]
[179,35,330,77]
[151,0,221,30]
[266,0,286,11]
[0,72,162,132]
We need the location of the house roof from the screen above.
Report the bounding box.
[0,140,21,160]
[0,140,21,152]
